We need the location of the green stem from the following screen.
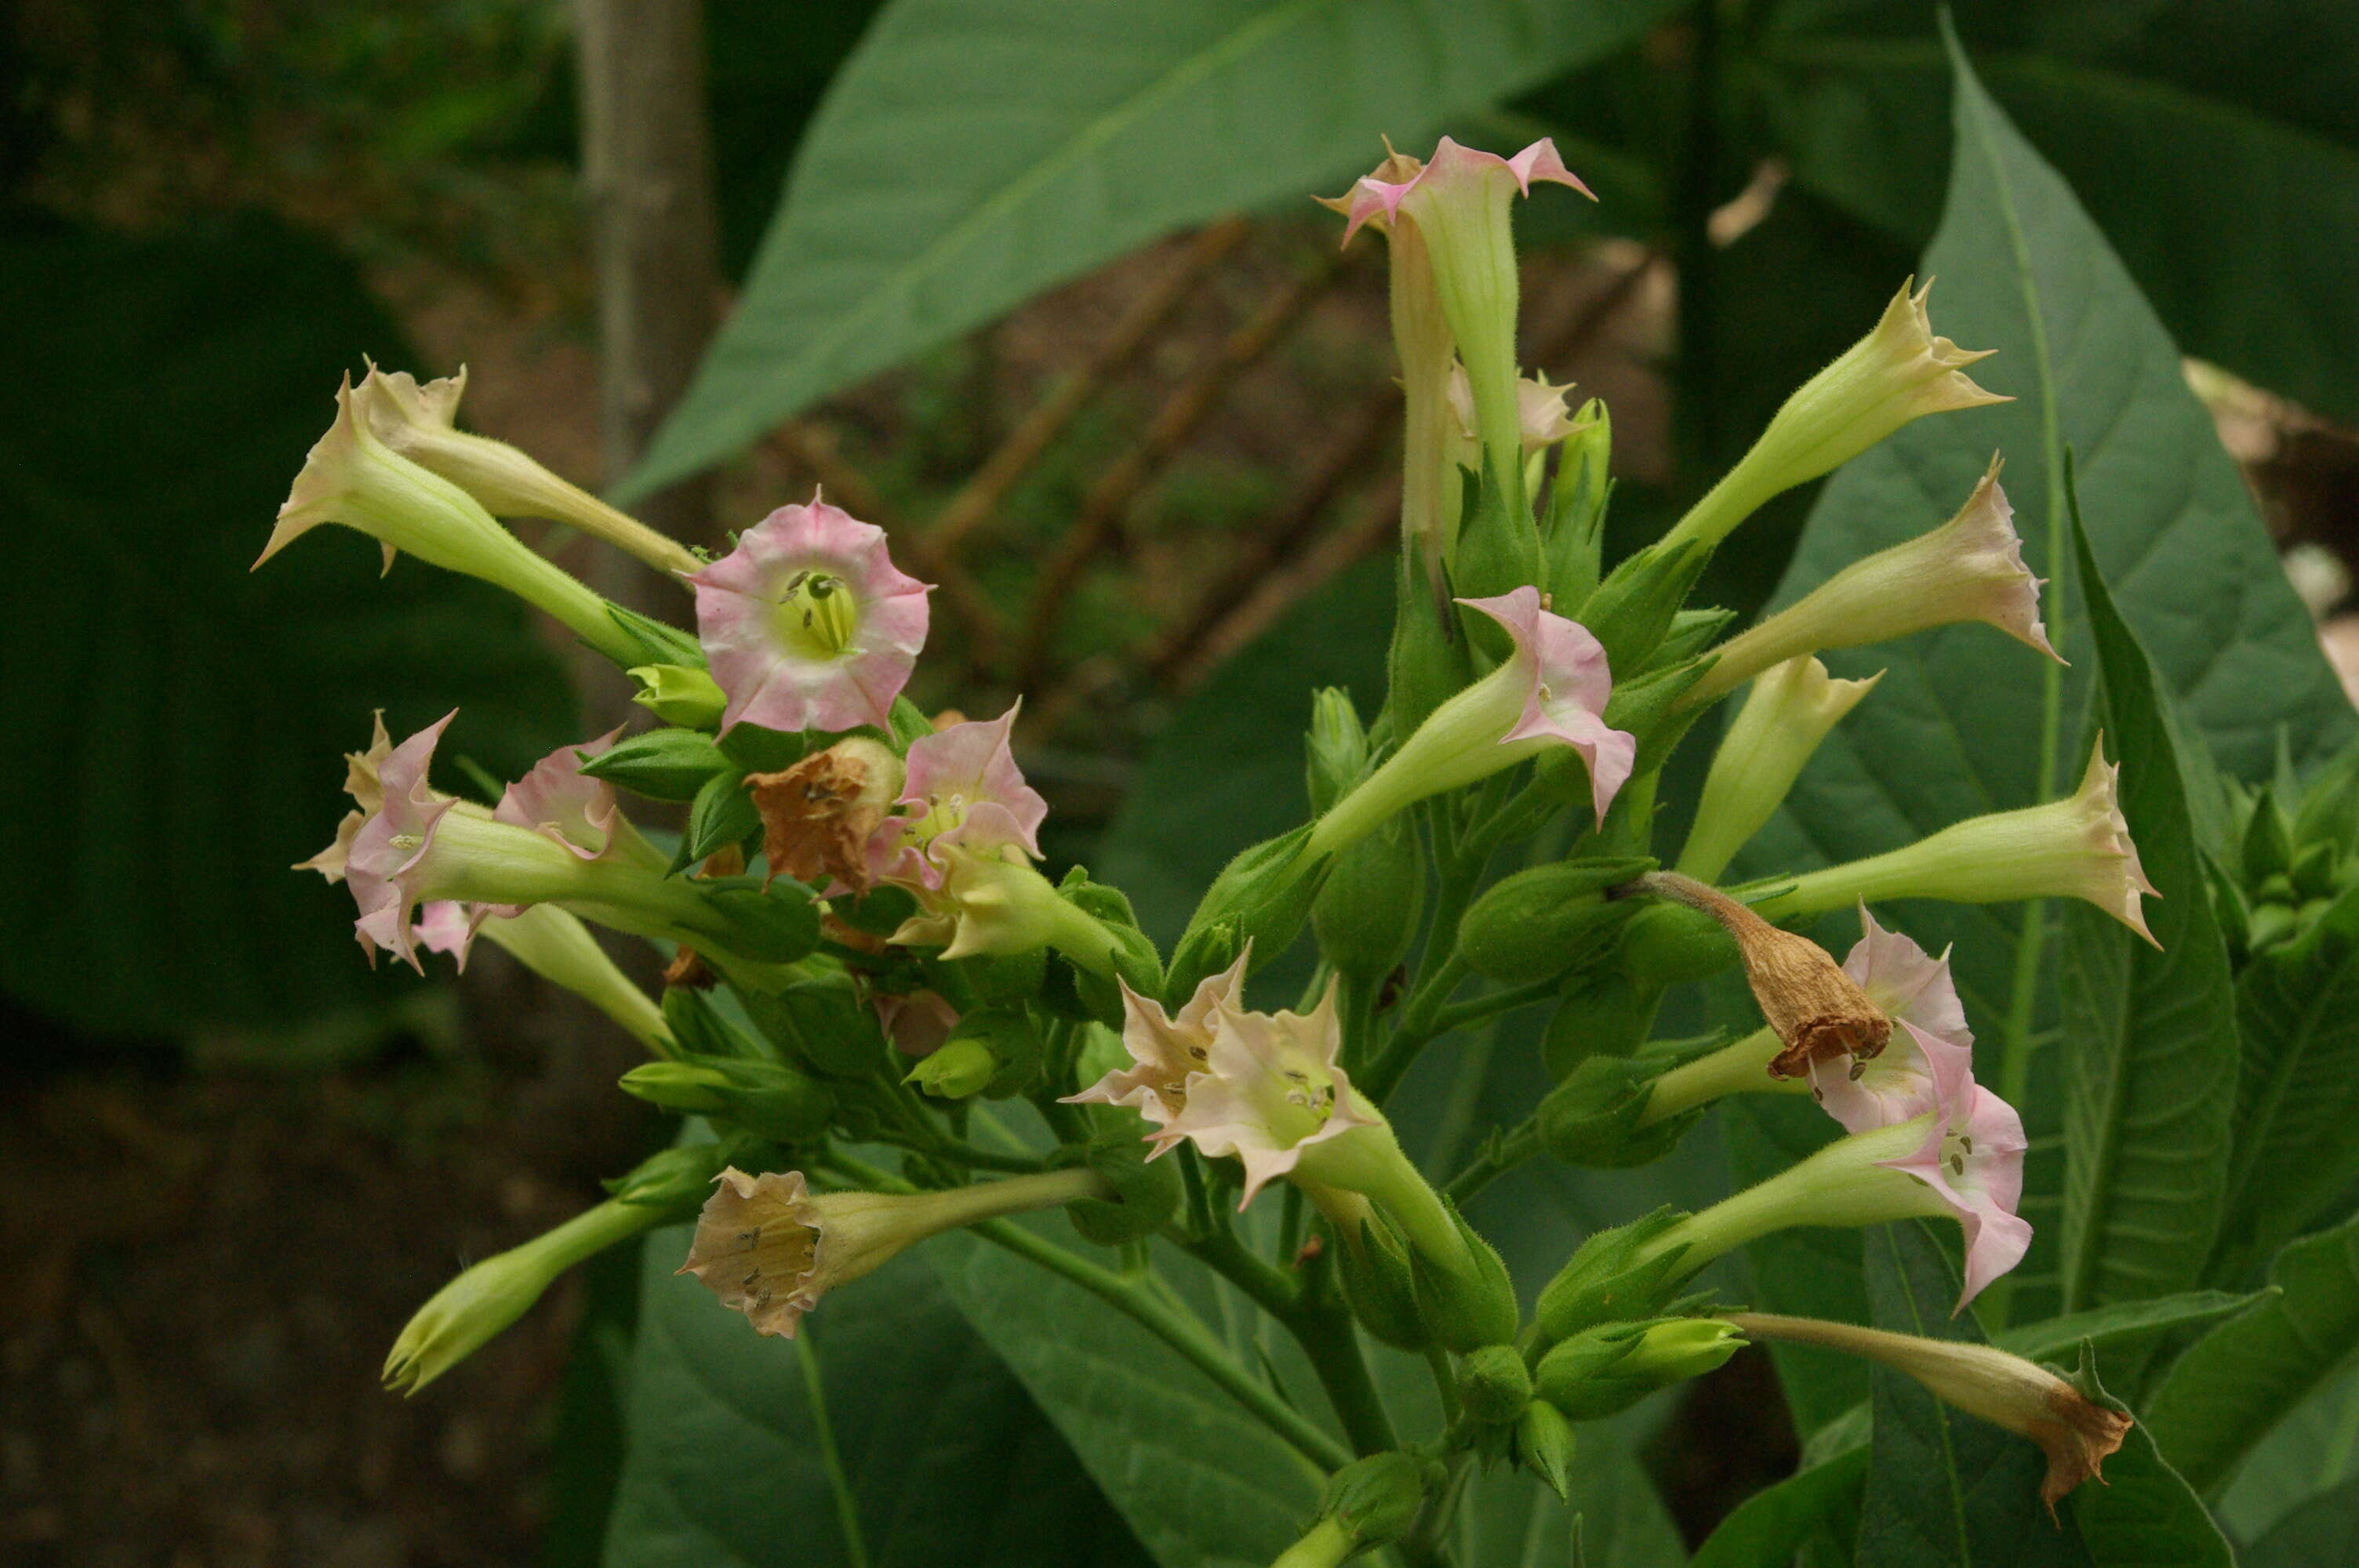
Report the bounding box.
[975,1217,1353,1471]
[1441,1121,1544,1206]
[794,1330,874,1568]
[1428,975,1561,1036]
[1187,1232,1398,1458]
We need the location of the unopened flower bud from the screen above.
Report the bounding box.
[260,377,640,665]
[1630,872,1888,1080]
[1456,855,1654,985]
[1688,462,2055,706]
[386,1144,731,1393]
[1303,688,1372,815]
[892,855,1135,976]
[1536,1055,1698,1168]
[681,1166,1110,1338]
[1312,817,1425,984]
[1750,739,2158,944]
[1732,1314,2129,1514]
[618,1054,832,1143]
[1667,279,2008,551]
[419,902,671,1056]
[905,1036,997,1099]
[350,364,701,576]
[1543,400,1612,604]
[1676,657,1882,883]
[1459,1343,1534,1425]
[1514,1399,1578,1501]
[1534,1318,1746,1418]
[1531,1209,1692,1349]
[629,663,729,729]
[748,738,903,894]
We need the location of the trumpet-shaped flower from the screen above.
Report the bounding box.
[1667,279,2008,551]
[1062,951,1249,1127]
[351,362,701,576]
[1688,461,2057,704]
[1812,907,1975,1132]
[345,713,466,970]
[1730,1314,2128,1512]
[867,706,1047,890]
[679,1165,1108,1338]
[1645,1083,2030,1312]
[260,376,638,665]
[496,728,627,861]
[1324,147,1459,568]
[293,712,400,884]
[1308,587,1634,858]
[1751,739,2159,944]
[1677,656,1881,882]
[1882,1085,2033,1307]
[1340,139,1593,492]
[688,497,932,734]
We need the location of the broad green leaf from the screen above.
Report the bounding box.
[2055,499,2239,1319]
[2216,1361,2359,1543]
[2211,882,2359,1285]
[601,1224,1150,1568]
[1455,1432,1689,1568]
[1689,1447,1867,1568]
[1855,1223,2090,1568]
[0,214,573,1039]
[623,0,1675,498]
[2070,1417,2234,1568]
[1732,26,2350,1336]
[1761,17,2359,426]
[2244,1473,2359,1568]
[926,1223,1325,1568]
[2144,1211,2359,1495]
[1992,1290,2266,1369]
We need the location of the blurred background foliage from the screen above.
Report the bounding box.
[5,2,2358,1564]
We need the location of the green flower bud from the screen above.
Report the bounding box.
[620,1055,831,1143]
[1459,1343,1533,1426]
[1165,824,1325,1000]
[1536,1318,1744,1417]
[1536,1055,1698,1169]
[1409,1200,1520,1352]
[1617,901,1740,987]
[906,1037,997,1099]
[1514,1399,1577,1501]
[743,975,889,1078]
[600,1138,740,1210]
[1574,539,1710,674]
[1530,1208,1692,1350]
[1305,688,1372,816]
[1458,855,1654,985]
[1313,818,1426,983]
[1539,973,1662,1080]
[627,663,728,730]
[1542,399,1610,604]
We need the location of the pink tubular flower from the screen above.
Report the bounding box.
[1881,1084,2033,1309]
[345,713,463,971]
[1445,364,1592,454]
[1305,586,1635,860]
[867,705,1048,890]
[1808,906,1976,1133]
[1339,137,1593,245]
[1062,951,1252,1130]
[495,728,625,860]
[688,496,932,735]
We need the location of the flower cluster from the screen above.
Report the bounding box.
[260,129,2169,1544]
